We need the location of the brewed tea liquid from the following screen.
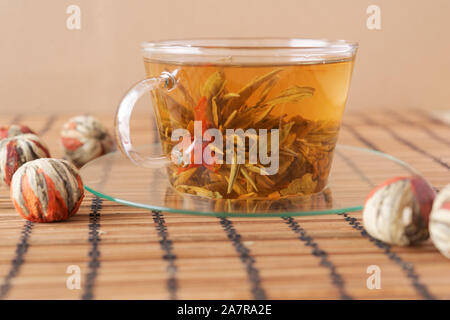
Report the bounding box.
[144,59,355,200]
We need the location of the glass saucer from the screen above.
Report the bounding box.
[80,144,418,217]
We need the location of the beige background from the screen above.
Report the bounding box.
[0,0,449,114]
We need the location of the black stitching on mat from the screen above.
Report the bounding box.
[283,217,352,300]
[152,210,178,300]
[149,117,178,300]
[343,121,446,185]
[37,114,57,136]
[81,197,103,300]
[0,221,33,299]
[341,123,381,151]
[338,213,435,300]
[9,114,23,124]
[360,114,450,170]
[335,151,436,299]
[0,115,53,299]
[80,150,113,299]
[413,108,450,128]
[335,150,376,187]
[219,217,267,300]
[388,110,450,147]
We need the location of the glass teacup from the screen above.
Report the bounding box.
[116,38,358,200]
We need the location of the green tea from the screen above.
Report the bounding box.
[144,59,355,199]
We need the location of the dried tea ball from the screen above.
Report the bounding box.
[0,134,50,185]
[363,176,435,246]
[0,124,36,140]
[430,185,450,259]
[10,158,84,223]
[60,115,114,167]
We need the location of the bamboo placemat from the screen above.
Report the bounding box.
[0,110,449,300]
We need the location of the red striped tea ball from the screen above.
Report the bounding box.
[0,134,50,185]
[60,115,114,168]
[0,124,36,140]
[10,158,84,223]
[363,176,435,246]
[430,185,450,259]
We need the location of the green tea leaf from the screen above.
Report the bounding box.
[280,173,317,196]
[158,90,193,125]
[279,121,295,144]
[222,68,282,118]
[255,76,279,106]
[174,167,197,186]
[212,96,219,127]
[227,154,240,194]
[222,93,240,100]
[176,185,223,199]
[201,71,225,100]
[240,167,258,192]
[252,104,275,124]
[264,86,315,106]
[223,110,238,128]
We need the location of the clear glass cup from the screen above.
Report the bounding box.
[115,38,358,200]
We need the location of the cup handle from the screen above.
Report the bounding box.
[115,74,173,168]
